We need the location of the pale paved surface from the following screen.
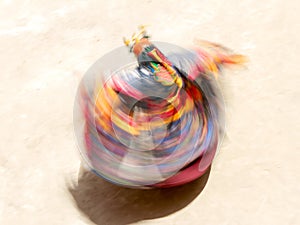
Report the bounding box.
[0,1,299,224]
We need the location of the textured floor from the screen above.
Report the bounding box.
[0,1,299,224]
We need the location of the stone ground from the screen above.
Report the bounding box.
[0,0,299,224]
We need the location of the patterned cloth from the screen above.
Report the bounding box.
[76,38,245,188]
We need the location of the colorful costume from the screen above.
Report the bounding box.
[74,27,245,188]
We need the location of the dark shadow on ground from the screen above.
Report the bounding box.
[68,166,211,225]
